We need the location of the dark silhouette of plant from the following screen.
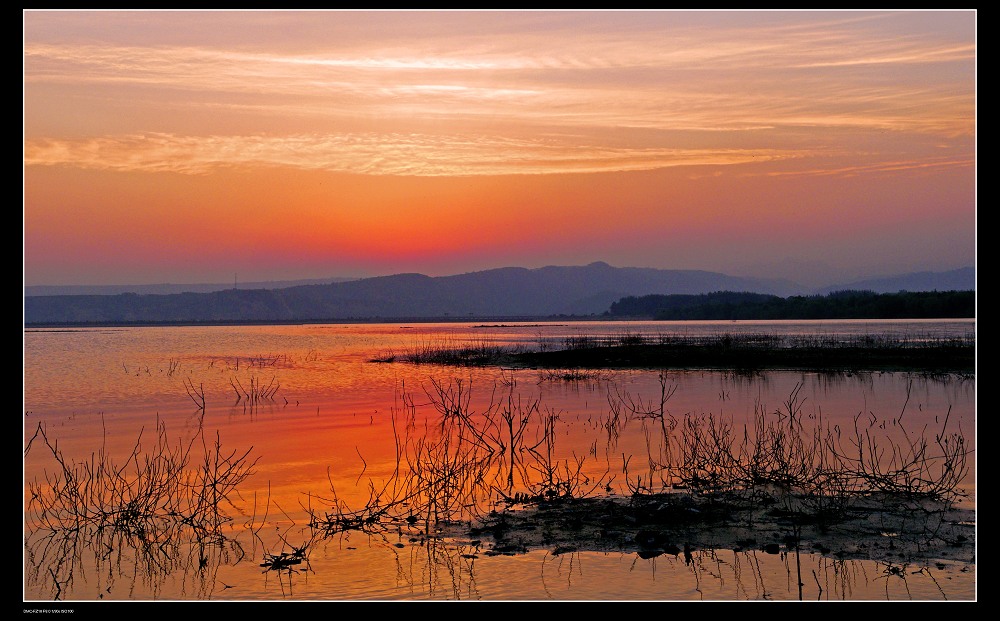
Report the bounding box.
[24,415,258,600]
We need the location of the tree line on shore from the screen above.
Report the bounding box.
[606,289,975,320]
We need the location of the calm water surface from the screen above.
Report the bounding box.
[23,320,976,602]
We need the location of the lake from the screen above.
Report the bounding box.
[23,319,976,602]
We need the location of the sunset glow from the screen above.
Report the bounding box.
[23,10,976,286]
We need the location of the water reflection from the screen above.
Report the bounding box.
[24,414,256,600]
[23,321,975,601]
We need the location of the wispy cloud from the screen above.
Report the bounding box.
[24,11,974,138]
[756,156,973,178]
[24,132,811,176]
[23,11,974,177]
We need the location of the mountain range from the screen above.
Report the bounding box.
[23,262,975,325]
[812,268,976,295]
[23,277,357,297]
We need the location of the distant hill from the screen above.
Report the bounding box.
[24,277,357,297]
[23,263,976,326]
[813,267,975,295]
[23,262,801,325]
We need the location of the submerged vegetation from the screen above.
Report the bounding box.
[303,375,973,573]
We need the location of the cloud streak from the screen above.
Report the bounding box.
[24,132,809,176]
[24,11,974,142]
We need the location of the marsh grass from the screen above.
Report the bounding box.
[370,337,530,366]
[536,368,614,383]
[369,331,975,374]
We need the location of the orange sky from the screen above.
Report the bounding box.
[23,10,976,287]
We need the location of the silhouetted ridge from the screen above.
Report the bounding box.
[23,263,974,325]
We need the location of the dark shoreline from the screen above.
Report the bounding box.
[22,315,595,329]
[23,315,976,330]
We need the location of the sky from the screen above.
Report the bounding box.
[23,10,976,287]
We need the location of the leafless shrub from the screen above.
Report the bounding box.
[606,379,971,514]
[24,417,258,599]
[305,378,609,541]
[229,375,280,411]
[183,377,205,410]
